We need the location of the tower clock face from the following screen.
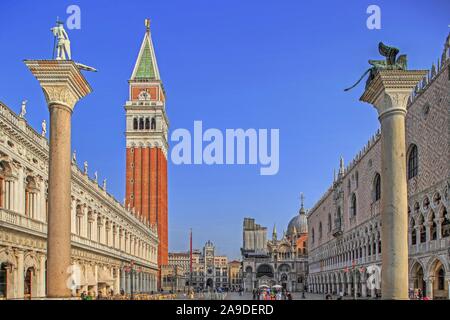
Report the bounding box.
[131,86,157,101]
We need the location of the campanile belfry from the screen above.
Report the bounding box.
[125,19,169,270]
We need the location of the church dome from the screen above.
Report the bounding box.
[287,202,308,236]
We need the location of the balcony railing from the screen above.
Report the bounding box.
[0,208,157,269]
[409,237,450,255]
[0,208,47,234]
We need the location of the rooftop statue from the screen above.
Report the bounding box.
[19,100,27,118]
[344,42,407,92]
[41,119,47,136]
[51,20,71,60]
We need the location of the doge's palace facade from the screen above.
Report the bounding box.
[307,34,450,299]
[0,101,159,299]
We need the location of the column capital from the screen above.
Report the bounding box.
[360,70,427,119]
[24,60,92,111]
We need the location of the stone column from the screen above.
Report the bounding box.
[24,60,92,298]
[16,250,24,299]
[414,226,420,250]
[114,268,120,294]
[120,269,125,293]
[424,222,431,243]
[447,279,450,300]
[360,69,427,299]
[126,272,131,294]
[425,277,433,299]
[361,280,367,298]
[435,219,443,240]
[347,280,352,296]
[38,254,46,297]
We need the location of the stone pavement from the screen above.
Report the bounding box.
[224,292,330,300]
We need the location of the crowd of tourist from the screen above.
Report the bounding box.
[252,287,293,300]
[79,290,178,300]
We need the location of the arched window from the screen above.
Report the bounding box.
[328,213,332,232]
[151,117,156,130]
[312,228,315,244]
[411,218,417,245]
[76,205,82,236]
[430,211,437,240]
[319,222,322,239]
[442,208,450,238]
[25,176,37,218]
[0,263,7,298]
[0,162,4,208]
[335,206,342,229]
[97,217,102,243]
[133,118,138,130]
[419,215,426,243]
[355,171,359,188]
[373,173,381,202]
[437,267,445,290]
[139,118,144,130]
[408,144,418,179]
[145,117,150,130]
[350,193,357,217]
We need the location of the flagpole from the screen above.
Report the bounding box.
[189,228,193,295]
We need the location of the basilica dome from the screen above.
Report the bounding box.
[287,206,308,236]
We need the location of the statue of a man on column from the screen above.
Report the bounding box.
[51,21,71,60]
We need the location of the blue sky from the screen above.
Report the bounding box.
[0,0,448,259]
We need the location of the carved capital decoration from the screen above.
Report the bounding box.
[24,60,92,112]
[41,86,78,110]
[360,69,428,119]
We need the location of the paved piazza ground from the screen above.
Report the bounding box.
[180,292,366,300]
[224,292,325,300]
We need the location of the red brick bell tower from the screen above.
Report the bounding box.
[125,19,169,279]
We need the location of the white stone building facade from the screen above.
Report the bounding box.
[0,102,159,299]
[307,34,450,299]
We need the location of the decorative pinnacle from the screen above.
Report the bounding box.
[300,192,304,209]
[339,156,345,176]
[145,18,150,33]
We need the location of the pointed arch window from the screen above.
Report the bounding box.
[145,118,150,130]
[437,267,445,290]
[151,117,156,130]
[350,193,357,217]
[328,213,332,232]
[419,215,426,243]
[407,144,418,179]
[411,218,417,245]
[442,208,450,238]
[133,118,138,130]
[0,263,7,298]
[373,173,381,202]
[319,222,322,239]
[139,118,144,130]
